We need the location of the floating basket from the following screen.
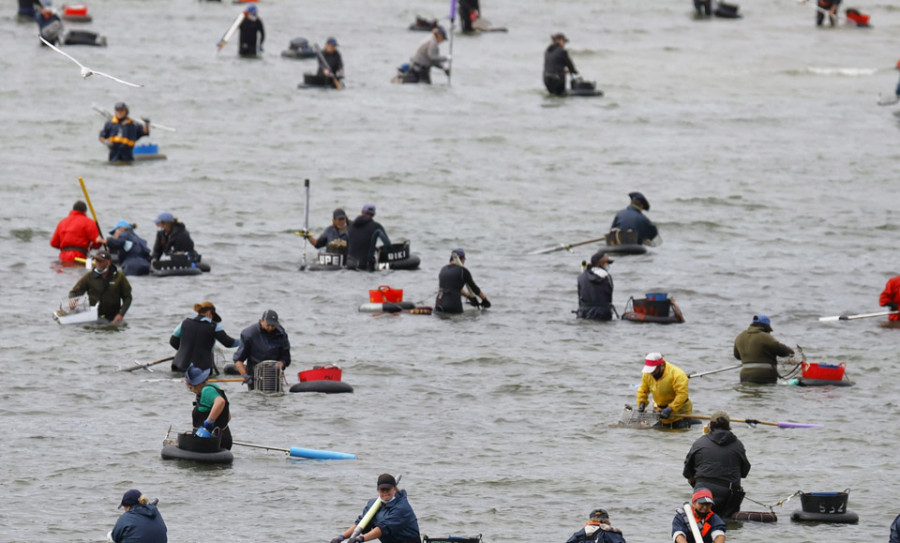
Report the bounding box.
[369,285,403,303]
[298,365,342,382]
[800,490,849,514]
[801,362,845,381]
[177,431,222,453]
[254,360,284,394]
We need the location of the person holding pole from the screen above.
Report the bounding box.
[672,488,726,543]
[316,38,344,87]
[403,26,449,84]
[331,474,420,543]
[879,274,900,323]
[238,5,264,57]
[732,314,794,384]
[50,200,102,264]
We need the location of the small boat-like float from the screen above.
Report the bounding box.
[281,37,316,59]
[791,490,858,523]
[52,295,101,324]
[289,364,354,394]
[134,143,167,162]
[150,253,210,277]
[621,293,685,324]
[160,427,233,464]
[567,76,603,97]
[788,362,853,387]
[308,241,420,271]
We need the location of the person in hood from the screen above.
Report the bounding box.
[170,301,240,372]
[68,250,131,323]
[331,473,420,543]
[99,103,150,163]
[50,200,102,264]
[238,5,264,56]
[733,314,794,384]
[565,508,627,543]
[346,204,391,271]
[672,488,726,543]
[610,192,660,246]
[435,248,491,314]
[636,353,695,429]
[101,220,151,276]
[543,33,577,96]
[682,412,751,519]
[233,309,291,390]
[404,26,448,84]
[150,211,199,267]
[879,273,900,322]
[577,251,614,321]
[109,489,167,543]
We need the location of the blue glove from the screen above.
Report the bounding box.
[659,406,673,419]
[330,537,344,543]
[202,420,215,431]
[637,402,647,413]
[195,426,213,438]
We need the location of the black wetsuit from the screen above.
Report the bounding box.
[238,16,265,56]
[346,215,390,271]
[458,0,480,32]
[435,263,482,314]
[543,44,577,96]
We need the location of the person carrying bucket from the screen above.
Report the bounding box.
[732,314,794,384]
[672,488,726,543]
[564,508,627,543]
[636,353,695,429]
[330,473,420,543]
[435,248,491,313]
[682,411,751,519]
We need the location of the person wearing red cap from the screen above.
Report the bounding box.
[565,508,626,543]
[610,192,659,246]
[50,200,102,264]
[636,352,694,428]
[68,250,132,323]
[331,473,420,543]
[672,488,726,543]
[879,274,900,322]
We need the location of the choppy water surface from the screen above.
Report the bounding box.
[2,0,900,541]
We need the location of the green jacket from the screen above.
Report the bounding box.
[69,266,132,320]
[733,326,792,365]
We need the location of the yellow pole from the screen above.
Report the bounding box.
[78,177,102,233]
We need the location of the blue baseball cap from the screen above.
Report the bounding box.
[108,220,133,235]
[246,5,257,15]
[436,26,447,39]
[185,364,211,386]
[362,204,376,216]
[154,211,174,224]
[752,314,771,327]
[326,37,338,46]
[118,489,141,509]
[452,248,465,259]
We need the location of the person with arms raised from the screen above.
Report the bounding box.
[331,474,421,543]
[346,204,390,271]
[733,314,794,383]
[51,200,101,264]
[435,248,491,313]
[170,301,240,372]
[683,411,751,519]
[98,103,149,162]
[68,250,131,324]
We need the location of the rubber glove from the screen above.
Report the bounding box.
[330,537,344,543]
[202,420,215,432]
[481,299,491,309]
[637,402,647,412]
[659,406,673,419]
[351,536,365,543]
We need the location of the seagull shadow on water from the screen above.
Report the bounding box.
[40,37,143,88]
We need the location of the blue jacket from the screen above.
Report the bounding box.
[111,504,167,543]
[610,205,658,245]
[233,321,291,368]
[891,513,900,543]
[565,524,627,543]
[671,508,725,543]
[356,490,420,543]
[99,117,147,162]
[106,229,151,276]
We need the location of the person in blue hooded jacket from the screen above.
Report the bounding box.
[109,489,167,543]
[102,220,151,276]
[610,192,660,246]
[331,474,420,543]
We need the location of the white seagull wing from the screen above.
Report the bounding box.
[91,70,143,88]
[40,36,87,69]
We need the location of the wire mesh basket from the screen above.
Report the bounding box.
[613,404,659,429]
[254,360,284,394]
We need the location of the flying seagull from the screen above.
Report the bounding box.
[40,37,142,88]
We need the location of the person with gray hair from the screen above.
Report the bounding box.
[682,411,751,519]
[109,489,167,543]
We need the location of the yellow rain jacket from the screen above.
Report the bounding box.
[636,361,692,423]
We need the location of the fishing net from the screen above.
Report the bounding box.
[611,404,659,429]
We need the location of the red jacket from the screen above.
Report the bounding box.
[50,210,99,262]
[880,276,900,322]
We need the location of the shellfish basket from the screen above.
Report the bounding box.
[254,360,284,394]
[57,294,90,316]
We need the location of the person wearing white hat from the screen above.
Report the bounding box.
[636,352,693,428]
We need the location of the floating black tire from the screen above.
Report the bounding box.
[358,302,416,313]
[568,88,604,97]
[621,312,683,324]
[795,378,854,387]
[790,510,858,524]
[379,255,421,270]
[598,244,647,255]
[289,381,354,394]
[150,266,202,277]
[161,444,233,464]
[732,511,777,522]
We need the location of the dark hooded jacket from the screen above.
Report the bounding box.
[151,221,195,261]
[544,43,577,78]
[170,315,239,372]
[611,205,658,245]
[356,489,420,543]
[576,266,613,321]
[111,503,167,543]
[346,215,390,271]
[683,429,751,485]
[106,229,151,276]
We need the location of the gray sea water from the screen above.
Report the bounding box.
[2,0,900,541]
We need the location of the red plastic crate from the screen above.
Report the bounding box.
[298,365,342,382]
[369,285,403,303]
[802,362,845,381]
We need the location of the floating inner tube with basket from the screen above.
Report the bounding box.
[289,364,354,394]
[791,491,859,524]
[161,431,233,464]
